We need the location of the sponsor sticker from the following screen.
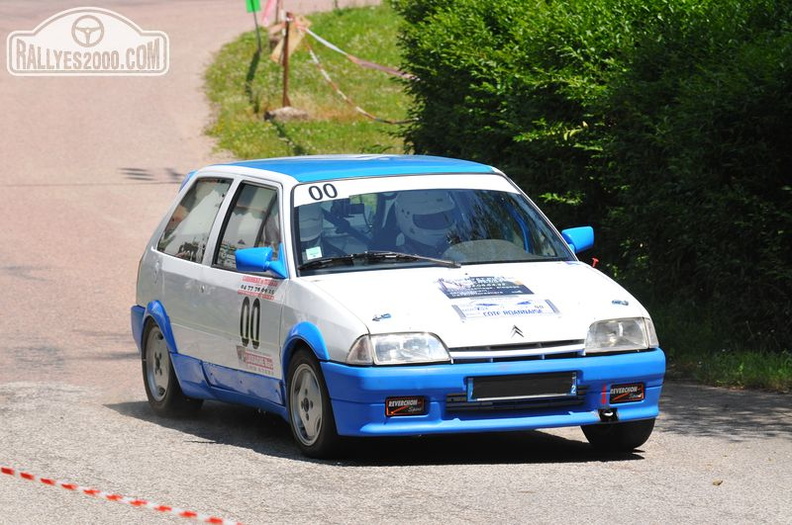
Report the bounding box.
[453,296,558,320]
[238,274,280,301]
[236,345,275,375]
[438,276,558,320]
[385,396,426,416]
[609,383,645,404]
[438,276,532,299]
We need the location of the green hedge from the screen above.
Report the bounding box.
[392,0,791,352]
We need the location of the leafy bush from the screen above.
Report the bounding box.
[392,0,791,352]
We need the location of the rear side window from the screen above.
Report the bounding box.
[215,183,281,270]
[157,178,231,262]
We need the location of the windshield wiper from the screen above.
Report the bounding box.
[298,254,355,270]
[299,250,461,270]
[359,250,461,268]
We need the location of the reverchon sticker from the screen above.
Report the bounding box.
[385,397,426,416]
[609,383,645,404]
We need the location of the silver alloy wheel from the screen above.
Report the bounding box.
[145,328,170,403]
[290,363,324,446]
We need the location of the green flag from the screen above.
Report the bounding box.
[246,0,261,13]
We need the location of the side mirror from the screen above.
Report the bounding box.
[235,246,288,279]
[561,226,594,254]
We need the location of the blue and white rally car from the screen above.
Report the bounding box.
[131,154,665,457]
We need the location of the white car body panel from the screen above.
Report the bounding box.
[296,262,648,361]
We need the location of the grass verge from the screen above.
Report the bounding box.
[205,4,408,158]
[667,349,792,393]
[652,301,791,393]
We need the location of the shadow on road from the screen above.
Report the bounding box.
[119,167,185,183]
[107,399,645,466]
[659,382,792,441]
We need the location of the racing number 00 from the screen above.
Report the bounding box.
[240,297,261,349]
[308,183,338,201]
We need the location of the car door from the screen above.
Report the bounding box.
[193,181,288,405]
[156,176,233,359]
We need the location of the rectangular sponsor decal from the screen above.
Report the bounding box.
[7,7,169,76]
[385,397,426,416]
[236,346,275,375]
[238,274,280,300]
[438,276,532,299]
[609,383,645,404]
[452,296,558,320]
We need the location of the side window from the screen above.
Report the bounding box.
[215,183,281,270]
[157,178,231,262]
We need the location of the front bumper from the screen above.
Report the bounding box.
[322,349,665,437]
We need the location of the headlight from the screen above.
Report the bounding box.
[585,318,659,354]
[347,333,451,365]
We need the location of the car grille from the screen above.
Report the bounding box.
[449,339,585,363]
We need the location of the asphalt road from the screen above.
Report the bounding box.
[1,2,790,524]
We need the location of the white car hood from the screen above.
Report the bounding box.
[301,262,649,348]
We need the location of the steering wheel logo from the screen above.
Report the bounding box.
[71,15,104,47]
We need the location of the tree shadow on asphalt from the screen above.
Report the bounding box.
[107,400,645,466]
[658,382,792,442]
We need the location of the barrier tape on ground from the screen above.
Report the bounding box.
[1,466,243,525]
[303,37,413,125]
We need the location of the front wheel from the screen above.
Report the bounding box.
[287,350,342,458]
[142,323,202,417]
[582,418,655,452]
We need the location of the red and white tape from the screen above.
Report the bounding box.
[1,466,243,525]
[303,26,414,80]
[303,37,413,125]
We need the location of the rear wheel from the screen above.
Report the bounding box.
[582,418,655,452]
[287,349,342,458]
[142,323,202,417]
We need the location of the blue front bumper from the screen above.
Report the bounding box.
[322,349,665,437]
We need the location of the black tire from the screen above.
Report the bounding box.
[287,349,343,458]
[582,418,656,452]
[142,323,202,417]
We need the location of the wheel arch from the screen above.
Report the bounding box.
[281,321,330,385]
[282,323,344,457]
[142,300,179,356]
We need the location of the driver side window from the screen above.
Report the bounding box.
[215,183,280,270]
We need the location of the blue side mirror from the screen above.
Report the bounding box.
[561,226,594,254]
[235,246,288,279]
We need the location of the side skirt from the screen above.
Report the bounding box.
[170,353,288,420]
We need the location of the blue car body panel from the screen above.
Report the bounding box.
[321,349,665,436]
[228,154,498,182]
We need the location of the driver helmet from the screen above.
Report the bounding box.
[298,204,323,245]
[395,190,456,247]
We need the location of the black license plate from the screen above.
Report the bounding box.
[469,372,577,401]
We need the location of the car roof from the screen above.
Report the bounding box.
[224,154,498,183]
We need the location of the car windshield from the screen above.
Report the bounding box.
[294,187,573,273]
